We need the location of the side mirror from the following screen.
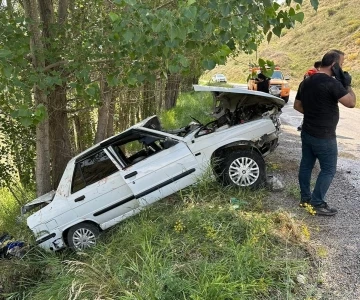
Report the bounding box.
[284,76,290,80]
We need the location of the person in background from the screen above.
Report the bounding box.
[294,50,356,216]
[255,72,270,93]
[297,60,322,131]
[303,60,322,80]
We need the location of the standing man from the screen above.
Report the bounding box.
[255,72,270,93]
[294,50,356,216]
[298,60,322,131]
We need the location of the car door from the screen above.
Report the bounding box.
[67,148,139,225]
[110,131,200,207]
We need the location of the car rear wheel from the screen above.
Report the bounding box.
[67,223,99,250]
[218,150,266,189]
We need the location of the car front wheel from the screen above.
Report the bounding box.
[219,150,266,189]
[67,223,99,250]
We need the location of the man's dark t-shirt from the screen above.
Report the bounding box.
[296,73,348,138]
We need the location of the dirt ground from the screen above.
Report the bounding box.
[264,124,360,299]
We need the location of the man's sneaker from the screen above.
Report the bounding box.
[313,202,338,216]
[299,198,310,207]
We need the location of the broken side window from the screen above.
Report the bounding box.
[71,149,118,193]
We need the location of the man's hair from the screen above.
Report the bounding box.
[321,50,344,67]
[314,61,322,69]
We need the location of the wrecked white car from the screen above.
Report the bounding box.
[22,85,284,251]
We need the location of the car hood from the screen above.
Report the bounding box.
[193,85,285,108]
[21,190,56,215]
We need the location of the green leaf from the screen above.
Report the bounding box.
[123,30,134,42]
[184,6,197,20]
[109,12,120,22]
[0,49,12,58]
[289,7,295,16]
[258,58,266,68]
[178,55,189,67]
[263,21,270,34]
[127,76,138,85]
[3,67,12,78]
[169,64,180,73]
[202,59,216,70]
[124,0,136,5]
[248,42,257,51]
[294,0,303,4]
[219,18,229,28]
[292,12,304,23]
[187,0,196,5]
[220,3,231,17]
[107,74,119,87]
[20,117,33,127]
[273,26,282,37]
[86,86,96,96]
[267,31,272,43]
[169,26,177,41]
[273,2,281,10]
[310,0,319,10]
[151,21,162,33]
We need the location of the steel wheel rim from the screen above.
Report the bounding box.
[228,157,260,186]
[72,228,97,250]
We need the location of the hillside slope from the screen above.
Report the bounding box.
[203,0,360,97]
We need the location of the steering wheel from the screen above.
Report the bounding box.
[190,116,203,126]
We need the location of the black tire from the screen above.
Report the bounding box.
[282,96,289,103]
[218,149,266,189]
[67,222,99,251]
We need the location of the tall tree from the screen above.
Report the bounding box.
[0,0,319,196]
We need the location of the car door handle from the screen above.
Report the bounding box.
[75,195,85,202]
[124,171,138,179]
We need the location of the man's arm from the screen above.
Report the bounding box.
[338,87,356,108]
[294,99,304,114]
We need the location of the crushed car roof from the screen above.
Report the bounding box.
[193,84,285,108]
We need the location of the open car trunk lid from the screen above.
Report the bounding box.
[193,85,285,108]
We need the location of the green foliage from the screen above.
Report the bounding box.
[0,115,36,188]
[160,92,214,130]
[0,188,33,237]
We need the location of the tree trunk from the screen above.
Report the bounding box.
[95,77,112,144]
[164,73,180,110]
[142,81,156,118]
[49,84,72,189]
[181,74,199,92]
[23,0,52,196]
[106,95,115,138]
